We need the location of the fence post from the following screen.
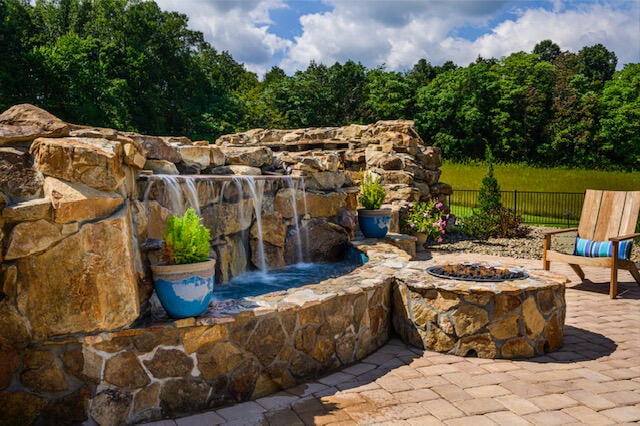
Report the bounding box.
[513,190,517,217]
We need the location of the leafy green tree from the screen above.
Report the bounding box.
[577,43,617,90]
[32,33,124,126]
[492,52,555,162]
[598,64,640,169]
[30,0,90,44]
[406,58,437,87]
[239,66,288,130]
[327,60,368,124]
[460,145,527,239]
[539,51,604,168]
[268,60,367,128]
[415,61,500,161]
[0,0,37,110]
[533,39,561,63]
[365,67,411,120]
[477,145,501,212]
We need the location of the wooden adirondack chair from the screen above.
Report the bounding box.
[543,189,640,298]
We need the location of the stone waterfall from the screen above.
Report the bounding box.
[0,104,450,425]
[140,174,309,283]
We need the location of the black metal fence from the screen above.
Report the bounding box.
[446,190,585,227]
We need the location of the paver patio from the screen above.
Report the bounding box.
[147,253,640,425]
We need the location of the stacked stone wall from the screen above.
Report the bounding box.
[0,104,449,424]
[0,240,406,425]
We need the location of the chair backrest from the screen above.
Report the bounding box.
[578,190,640,240]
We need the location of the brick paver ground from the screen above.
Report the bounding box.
[148,253,640,425]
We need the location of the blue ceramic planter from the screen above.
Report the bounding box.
[358,208,391,238]
[151,259,215,318]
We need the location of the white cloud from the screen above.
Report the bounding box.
[155,0,292,75]
[448,4,640,67]
[281,1,639,73]
[154,0,639,76]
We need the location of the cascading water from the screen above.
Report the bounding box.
[284,176,305,264]
[142,174,200,216]
[140,174,307,282]
[231,177,267,272]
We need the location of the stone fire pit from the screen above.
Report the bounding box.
[392,261,568,359]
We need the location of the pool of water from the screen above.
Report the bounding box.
[212,248,368,301]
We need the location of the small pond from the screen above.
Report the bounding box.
[212,247,368,301]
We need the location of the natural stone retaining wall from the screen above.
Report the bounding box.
[0,233,569,424]
[0,103,448,348]
[0,104,459,424]
[0,240,410,425]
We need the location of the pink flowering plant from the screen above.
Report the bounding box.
[402,198,450,243]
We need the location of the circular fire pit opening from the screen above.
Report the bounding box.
[427,263,528,282]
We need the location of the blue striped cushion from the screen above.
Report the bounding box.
[573,237,633,260]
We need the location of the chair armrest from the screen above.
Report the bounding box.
[609,233,640,243]
[542,228,578,237]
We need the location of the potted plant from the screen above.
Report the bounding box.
[401,198,450,249]
[357,170,391,238]
[150,208,215,318]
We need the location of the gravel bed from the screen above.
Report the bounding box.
[425,226,640,262]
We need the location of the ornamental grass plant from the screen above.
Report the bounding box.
[359,170,386,210]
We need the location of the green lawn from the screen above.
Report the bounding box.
[449,204,579,228]
[440,161,640,192]
[441,162,640,228]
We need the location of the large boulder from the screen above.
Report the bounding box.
[302,171,347,191]
[30,137,125,191]
[208,165,261,175]
[416,146,442,170]
[279,152,341,173]
[0,198,52,223]
[284,219,349,263]
[68,126,118,140]
[275,188,348,219]
[15,207,140,341]
[0,147,44,201]
[116,135,147,169]
[125,134,181,163]
[44,177,123,224]
[214,234,248,283]
[222,146,273,168]
[4,219,65,260]
[0,104,69,145]
[143,160,179,175]
[201,197,254,237]
[250,212,285,247]
[209,146,226,167]
[177,145,210,170]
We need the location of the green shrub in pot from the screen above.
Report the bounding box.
[151,208,215,318]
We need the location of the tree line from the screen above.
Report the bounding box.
[2,0,639,170]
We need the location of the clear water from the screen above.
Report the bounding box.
[212,249,368,301]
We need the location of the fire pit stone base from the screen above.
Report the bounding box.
[392,261,568,359]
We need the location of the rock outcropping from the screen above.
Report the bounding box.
[216,120,451,201]
[0,104,451,424]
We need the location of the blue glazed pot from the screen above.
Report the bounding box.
[151,259,215,318]
[358,208,391,238]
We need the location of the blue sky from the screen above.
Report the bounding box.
[154,0,640,76]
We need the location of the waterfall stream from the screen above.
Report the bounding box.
[140,174,306,281]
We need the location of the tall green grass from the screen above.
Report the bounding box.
[440,161,640,192]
